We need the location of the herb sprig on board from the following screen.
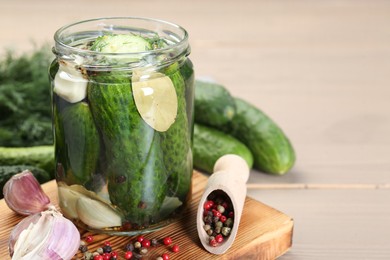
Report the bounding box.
[0,46,54,147]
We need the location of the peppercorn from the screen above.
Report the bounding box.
[124,243,134,252]
[216,221,223,228]
[142,239,151,248]
[124,251,133,260]
[156,257,163,260]
[151,238,159,247]
[102,245,112,253]
[212,209,222,218]
[215,234,224,243]
[215,226,221,234]
[217,205,225,214]
[79,244,87,253]
[132,252,143,259]
[134,241,141,249]
[213,216,220,224]
[207,229,213,236]
[96,248,104,254]
[161,253,170,260]
[111,251,118,258]
[220,215,227,223]
[84,252,93,260]
[93,255,103,260]
[85,235,94,243]
[225,218,233,227]
[221,227,232,236]
[203,224,211,231]
[102,253,111,260]
[103,241,111,246]
[136,235,145,243]
[163,237,172,245]
[140,247,148,255]
[209,239,218,247]
[171,244,179,253]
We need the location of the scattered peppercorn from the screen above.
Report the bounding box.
[124,243,134,252]
[102,245,112,253]
[171,244,179,253]
[136,235,145,243]
[163,237,172,245]
[111,251,118,258]
[103,241,111,247]
[134,241,141,249]
[79,245,88,253]
[85,235,94,243]
[151,238,160,247]
[102,253,111,260]
[156,257,163,260]
[161,253,170,260]
[142,239,151,248]
[140,247,148,255]
[96,247,104,254]
[124,251,133,259]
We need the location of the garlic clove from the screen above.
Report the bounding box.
[76,197,122,229]
[58,186,84,219]
[9,209,80,260]
[3,170,51,215]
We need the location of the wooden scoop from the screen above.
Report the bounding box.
[196,154,250,254]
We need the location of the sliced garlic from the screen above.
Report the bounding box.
[76,197,122,229]
[3,170,52,215]
[58,183,112,219]
[9,209,80,260]
[132,70,178,132]
[53,61,88,103]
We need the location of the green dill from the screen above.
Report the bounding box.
[0,45,54,147]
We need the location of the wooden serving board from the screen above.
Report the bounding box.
[0,172,293,259]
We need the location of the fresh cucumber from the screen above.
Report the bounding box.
[88,72,167,225]
[194,80,236,128]
[0,165,51,199]
[0,146,54,177]
[228,98,295,175]
[193,124,253,173]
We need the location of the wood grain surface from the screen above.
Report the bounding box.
[0,172,293,260]
[0,0,390,258]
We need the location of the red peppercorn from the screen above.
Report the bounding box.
[111,251,118,258]
[85,235,94,243]
[203,200,214,210]
[209,239,218,247]
[161,253,170,260]
[93,255,103,260]
[141,239,151,248]
[220,215,227,223]
[215,234,223,243]
[163,237,172,245]
[102,253,111,260]
[212,209,221,218]
[103,241,111,246]
[171,244,179,253]
[222,202,228,210]
[228,211,234,218]
[124,251,133,259]
[136,235,145,243]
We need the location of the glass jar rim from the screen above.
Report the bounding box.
[53,16,189,57]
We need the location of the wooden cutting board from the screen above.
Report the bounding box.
[0,172,293,259]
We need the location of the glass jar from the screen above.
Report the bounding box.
[49,17,194,235]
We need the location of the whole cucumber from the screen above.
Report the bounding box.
[88,72,167,225]
[57,102,100,185]
[194,80,236,128]
[228,98,296,175]
[0,146,54,177]
[193,124,253,173]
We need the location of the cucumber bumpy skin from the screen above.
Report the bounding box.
[159,68,192,201]
[56,102,100,185]
[194,80,236,128]
[88,72,167,225]
[228,98,296,175]
[193,124,253,174]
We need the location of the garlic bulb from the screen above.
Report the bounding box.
[3,170,52,215]
[9,208,80,260]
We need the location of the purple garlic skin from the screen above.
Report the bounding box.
[3,170,52,215]
[9,208,80,260]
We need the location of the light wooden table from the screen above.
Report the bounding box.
[1,0,390,259]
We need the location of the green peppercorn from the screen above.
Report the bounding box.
[225,218,233,227]
[215,226,221,234]
[84,251,92,260]
[203,224,211,231]
[217,205,225,214]
[134,241,142,249]
[96,248,104,254]
[221,227,232,236]
[216,221,223,228]
[140,247,148,255]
